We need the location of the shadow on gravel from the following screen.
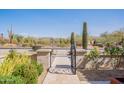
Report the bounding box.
[77,69,124,81]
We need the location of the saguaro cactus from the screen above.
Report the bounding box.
[0,33,3,40]
[82,22,88,49]
[70,32,76,45]
[8,26,14,44]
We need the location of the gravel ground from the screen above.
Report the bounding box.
[77,69,124,81]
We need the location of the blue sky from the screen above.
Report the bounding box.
[0,9,124,38]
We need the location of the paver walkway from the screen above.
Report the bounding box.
[43,50,81,84]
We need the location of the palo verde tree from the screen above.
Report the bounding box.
[82,22,88,49]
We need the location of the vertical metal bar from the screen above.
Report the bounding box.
[70,45,73,73]
[70,44,77,74]
[74,45,76,74]
[50,51,52,68]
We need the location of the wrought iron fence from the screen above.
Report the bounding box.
[70,44,76,74]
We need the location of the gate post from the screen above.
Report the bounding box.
[49,48,54,68]
[50,50,52,68]
[70,44,76,75]
[74,44,76,74]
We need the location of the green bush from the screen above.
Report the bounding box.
[104,43,123,55]
[0,51,30,76]
[36,64,43,76]
[0,75,25,84]
[96,31,124,45]
[31,60,43,76]
[86,47,99,60]
[104,45,124,69]
[121,47,124,55]
[12,63,38,84]
[0,51,43,84]
[85,47,100,69]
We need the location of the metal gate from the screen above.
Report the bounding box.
[49,46,76,75]
[70,44,76,74]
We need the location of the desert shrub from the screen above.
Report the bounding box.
[86,47,100,60]
[12,63,38,84]
[104,43,123,55]
[31,60,43,76]
[0,40,7,45]
[0,75,25,84]
[104,43,124,69]
[96,31,124,44]
[121,47,124,55]
[0,50,30,76]
[85,47,100,69]
[0,51,43,84]
[37,64,43,76]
